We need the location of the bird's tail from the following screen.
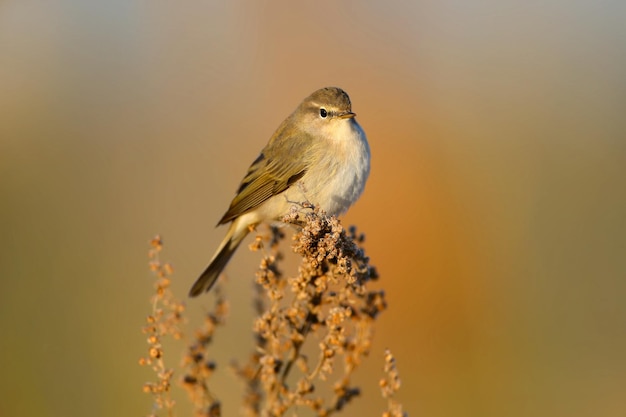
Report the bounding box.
[188,223,249,297]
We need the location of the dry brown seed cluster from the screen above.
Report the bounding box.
[141,209,404,416]
[232,207,388,416]
[181,283,228,417]
[140,235,186,416]
[380,349,406,417]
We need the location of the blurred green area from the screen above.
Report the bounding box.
[1,1,625,416]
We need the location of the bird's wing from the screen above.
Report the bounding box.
[217,133,311,225]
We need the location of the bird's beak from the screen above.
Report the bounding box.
[339,111,356,119]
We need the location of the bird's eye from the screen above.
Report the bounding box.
[319,108,328,118]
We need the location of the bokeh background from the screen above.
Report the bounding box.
[1,1,625,416]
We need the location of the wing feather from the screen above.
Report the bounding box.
[218,131,311,224]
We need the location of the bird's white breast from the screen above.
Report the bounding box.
[300,118,370,216]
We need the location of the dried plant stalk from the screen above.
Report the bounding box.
[140,235,186,417]
[141,236,226,417]
[233,206,387,416]
[180,283,228,417]
[141,208,404,417]
[380,349,406,417]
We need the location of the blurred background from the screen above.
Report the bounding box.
[1,1,625,416]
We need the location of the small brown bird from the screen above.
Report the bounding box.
[189,87,370,297]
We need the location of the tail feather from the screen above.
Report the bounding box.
[189,225,248,297]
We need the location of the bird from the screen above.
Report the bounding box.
[189,87,370,297]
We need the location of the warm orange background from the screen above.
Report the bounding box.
[1,2,625,416]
